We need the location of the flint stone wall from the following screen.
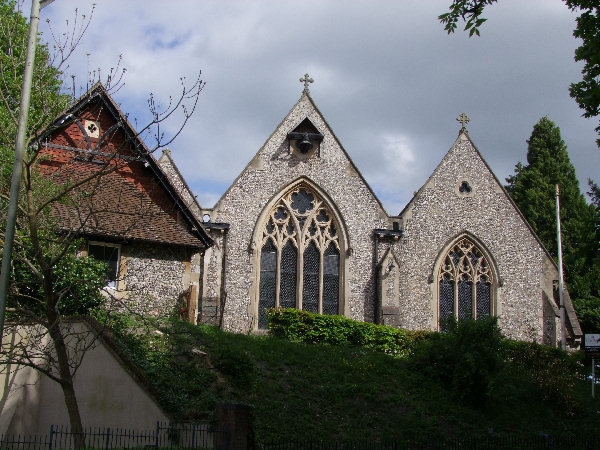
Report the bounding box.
[211,94,388,333]
[200,94,565,344]
[393,135,550,342]
[118,242,193,317]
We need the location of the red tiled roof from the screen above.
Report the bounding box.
[38,83,212,249]
[49,159,205,249]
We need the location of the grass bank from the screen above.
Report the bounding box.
[99,312,600,445]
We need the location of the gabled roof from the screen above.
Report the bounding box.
[401,129,551,261]
[51,160,205,248]
[157,149,204,222]
[41,83,212,249]
[213,89,388,215]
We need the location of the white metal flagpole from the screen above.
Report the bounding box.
[0,0,44,341]
[556,184,566,350]
[593,357,595,399]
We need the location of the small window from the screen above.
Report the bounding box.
[84,120,101,138]
[88,242,120,289]
[459,181,472,194]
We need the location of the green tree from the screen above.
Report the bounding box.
[0,0,67,176]
[0,1,203,445]
[439,1,600,147]
[566,0,600,146]
[505,117,600,331]
[590,180,600,260]
[586,179,600,271]
[438,0,498,36]
[0,2,99,443]
[589,179,600,211]
[575,180,600,332]
[589,179,600,243]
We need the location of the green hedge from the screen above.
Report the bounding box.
[266,308,429,357]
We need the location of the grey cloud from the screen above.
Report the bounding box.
[35,0,600,213]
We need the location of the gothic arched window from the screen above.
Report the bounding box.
[258,186,341,328]
[438,237,494,328]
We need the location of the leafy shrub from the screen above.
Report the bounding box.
[91,308,141,334]
[10,242,107,316]
[53,253,108,314]
[501,339,582,415]
[267,308,429,357]
[409,316,504,407]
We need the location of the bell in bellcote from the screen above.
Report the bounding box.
[297,133,313,153]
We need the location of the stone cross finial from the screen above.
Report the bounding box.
[456,113,470,131]
[300,73,314,93]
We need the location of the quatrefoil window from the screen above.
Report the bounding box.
[84,120,100,138]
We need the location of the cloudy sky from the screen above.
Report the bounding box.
[29,0,600,215]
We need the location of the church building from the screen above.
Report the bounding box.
[196,76,581,346]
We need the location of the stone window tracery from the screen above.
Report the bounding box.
[438,237,494,329]
[258,186,341,328]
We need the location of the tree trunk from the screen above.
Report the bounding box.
[28,168,86,448]
[47,313,86,449]
[59,376,86,450]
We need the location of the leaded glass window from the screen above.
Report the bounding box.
[258,239,276,328]
[437,237,493,329]
[302,242,320,313]
[257,186,342,328]
[323,243,340,315]
[439,277,454,323]
[280,240,297,309]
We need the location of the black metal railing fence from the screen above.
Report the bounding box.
[0,422,224,450]
[2,427,599,450]
[257,435,599,450]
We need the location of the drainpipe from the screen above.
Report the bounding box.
[218,227,229,328]
[374,232,380,324]
[556,185,566,350]
[196,249,206,324]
